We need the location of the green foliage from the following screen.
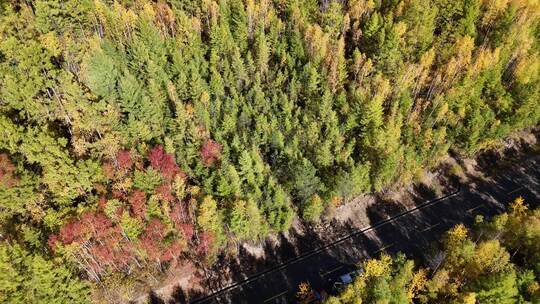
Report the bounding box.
[302,194,324,223]
[216,164,242,197]
[229,199,265,240]
[119,213,144,240]
[133,169,162,194]
[468,269,518,304]
[479,197,540,277]
[293,159,324,202]
[197,195,225,249]
[335,163,371,200]
[328,254,417,303]
[0,243,89,304]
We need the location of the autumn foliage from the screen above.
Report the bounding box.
[48,145,205,280]
[48,211,129,277]
[0,154,17,188]
[139,219,168,261]
[128,190,147,219]
[155,183,174,202]
[197,232,214,255]
[116,150,133,171]
[200,139,222,166]
[148,145,183,180]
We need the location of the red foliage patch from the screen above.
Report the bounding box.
[94,184,107,194]
[88,240,131,270]
[200,139,222,166]
[161,240,182,262]
[170,203,189,227]
[54,211,134,274]
[139,218,169,262]
[179,223,194,241]
[115,206,125,218]
[155,183,174,202]
[97,196,108,210]
[112,189,125,200]
[47,234,59,253]
[170,203,195,241]
[144,218,167,240]
[0,154,18,188]
[148,145,186,180]
[57,220,85,245]
[197,232,214,254]
[140,236,160,261]
[128,190,146,219]
[116,150,133,171]
[56,211,118,245]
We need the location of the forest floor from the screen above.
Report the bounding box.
[137,129,539,304]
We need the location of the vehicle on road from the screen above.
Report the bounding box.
[328,268,364,294]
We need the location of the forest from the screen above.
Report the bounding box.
[0,0,539,302]
[323,198,540,304]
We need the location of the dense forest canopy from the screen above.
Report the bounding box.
[0,0,539,302]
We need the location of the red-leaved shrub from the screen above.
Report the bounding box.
[116,150,133,171]
[148,145,183,180]
[200,139,222,166]
[128,190,146,219]
[156,183,174,202]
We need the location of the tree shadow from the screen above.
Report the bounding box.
[149,291,165,304]
[169,287,206,304]
[437,162,462,191]
[366,196,408,223]
[412,182,438,201]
